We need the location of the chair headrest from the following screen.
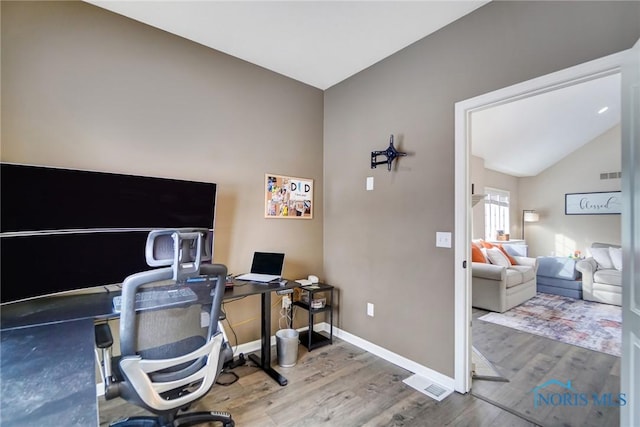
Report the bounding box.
[145,229,212,280]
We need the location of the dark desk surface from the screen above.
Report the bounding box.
[0,319,97,427]
[223,279,297,299]
[0,279,298,331]
[0,279,299,426]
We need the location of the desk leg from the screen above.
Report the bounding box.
[247,291,288,386]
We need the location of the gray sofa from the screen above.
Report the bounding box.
[576,242,622,306]
[536,256,582,299]
[472,255,538,313]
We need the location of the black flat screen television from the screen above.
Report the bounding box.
[0,163,217,303]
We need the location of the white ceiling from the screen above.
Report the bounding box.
[471,73,621,177]
[86,0,489,90]
[86,0,620,177]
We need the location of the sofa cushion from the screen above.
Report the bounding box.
[538,284,582,299]
[593,269,622,286]
[502,243,528,257]
[486,247,511,267]
[504,269,524,288]
[496,244,517,265]
[537,256,579,280]
[510,265,536,283]
[471,242,487,263]
[479,240,517,265]
[537,276,582,291]
[590,247,614,269]
[609,246,622,271]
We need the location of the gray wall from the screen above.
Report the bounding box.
[2,0,639,381]
[1,1,324,345]
[324,1,639,377]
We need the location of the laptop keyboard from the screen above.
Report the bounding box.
[235,273,281,282]
[112,287,198,313]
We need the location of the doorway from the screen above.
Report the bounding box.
[453,51,628,394]
[454,51,630,425]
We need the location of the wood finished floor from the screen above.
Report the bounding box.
[100,307,620,427]
[99,338,535,427]
[472,307,621,427]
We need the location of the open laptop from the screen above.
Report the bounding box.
[235,252,285,283]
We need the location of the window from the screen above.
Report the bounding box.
[484,187,510,240]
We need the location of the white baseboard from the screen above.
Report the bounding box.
[231,324,314,356]
[233,322,454,392]
[325,323,455,391]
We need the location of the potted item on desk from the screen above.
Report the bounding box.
[496,230,510,241]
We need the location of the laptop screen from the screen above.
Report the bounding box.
[250,252,285,275]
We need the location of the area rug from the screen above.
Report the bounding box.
[478,293,621,357]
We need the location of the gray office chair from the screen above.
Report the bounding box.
[98,229,234,427]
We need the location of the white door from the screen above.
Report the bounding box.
[621,38,640,427]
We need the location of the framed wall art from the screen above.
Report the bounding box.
[265,174,313,219]
[565,191,621,215]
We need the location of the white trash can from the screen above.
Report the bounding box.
[275,329,299,367]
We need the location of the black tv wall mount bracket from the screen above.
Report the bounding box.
[371,134,407,171]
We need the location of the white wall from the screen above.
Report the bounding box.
[519,124,621,257]
[471,156,521,240]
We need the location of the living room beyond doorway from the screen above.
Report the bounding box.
[455,51,626,421]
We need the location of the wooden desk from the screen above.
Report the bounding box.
[0,279,299,426]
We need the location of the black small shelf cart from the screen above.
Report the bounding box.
[293,283,334,351]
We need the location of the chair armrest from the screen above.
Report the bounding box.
[576,258,596,294]
[472,262,506,281]
[95,323,113,349]
[576,258,596,274]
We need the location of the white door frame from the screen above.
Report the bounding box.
[453,50,627,393]
[620,38,640,427]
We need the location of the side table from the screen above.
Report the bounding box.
[294,283,334,351]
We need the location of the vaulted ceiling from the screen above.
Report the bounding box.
[86,1,489,90]
[471,73,621,177]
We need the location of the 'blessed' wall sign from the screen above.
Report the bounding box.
[565,191,621,215]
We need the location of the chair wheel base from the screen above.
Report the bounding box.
[110,411,234,427]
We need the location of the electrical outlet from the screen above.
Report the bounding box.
[282,295,291,309]
[367,303,374,317]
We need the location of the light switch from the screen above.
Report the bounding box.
[366,176,374,191]
[436,232,452,248]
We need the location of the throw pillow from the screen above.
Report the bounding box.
[590,247,614,269]
[480,240,517,265]
[486,247,511,267]
[609,246,622,271]
[480,240,494,249]
[496,244,517,265]
[471,243,487,263]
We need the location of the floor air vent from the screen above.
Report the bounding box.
[403,374,453,402]
[424,383,447,397]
